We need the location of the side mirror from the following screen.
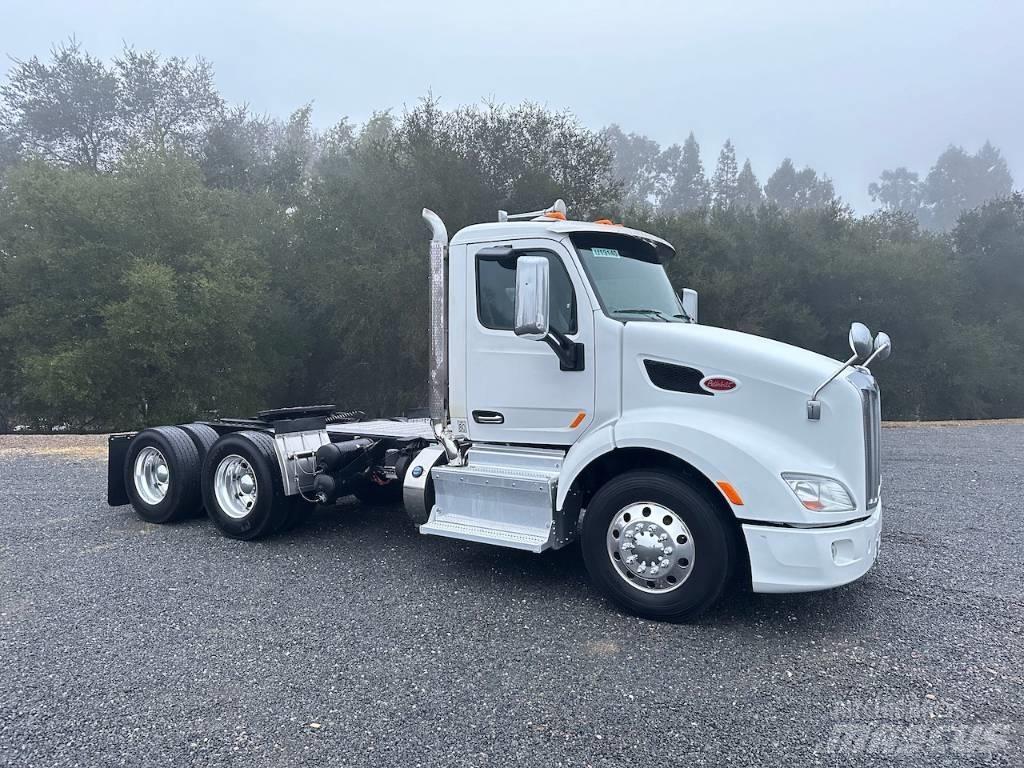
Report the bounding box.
[679,288,699,323]
[863,332,892,366]
[849,322,873,361]
[514,255,550,340]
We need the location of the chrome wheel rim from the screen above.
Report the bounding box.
[214,454,258,520]
[133,446,170,506]
[606,502,695,593]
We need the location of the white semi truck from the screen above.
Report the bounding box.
[108,200,892,621]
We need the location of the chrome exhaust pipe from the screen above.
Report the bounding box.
[421,208,460,463]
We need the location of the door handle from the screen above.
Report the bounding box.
[472,410,505,424]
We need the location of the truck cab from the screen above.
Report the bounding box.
[108,200,891,622]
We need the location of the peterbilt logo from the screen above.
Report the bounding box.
[700,376,739,393]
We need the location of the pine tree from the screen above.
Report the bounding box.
[735,159,763,209]
[663,131,709,211]
[711,139,739,208]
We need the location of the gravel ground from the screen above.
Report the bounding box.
[0,426,1021,767]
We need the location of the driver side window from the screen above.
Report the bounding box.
[476,249,577,335]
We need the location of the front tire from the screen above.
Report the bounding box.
[202,431,290,540]
[581,470,736,622]
[124,426,203,524]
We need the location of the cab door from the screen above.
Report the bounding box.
[464,238,595,446]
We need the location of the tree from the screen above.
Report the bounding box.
[0,155,278,428]
[953,193,1024,316]
[602,124,667,208]
[765,158,835,211]
[868,167,921,213]
[201,105,276,192]
[0,41,224,173]
[919,142,1014,231]
[711,139,739,208]
[735,159,763,209]
[0,40,120,169]
[266,105,318,204]
[0,126,18,176]
[115,47,222,155]
[663,132,709,212]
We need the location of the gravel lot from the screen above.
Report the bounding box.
[1,426,1021,767]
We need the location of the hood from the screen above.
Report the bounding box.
[623,321,841,394]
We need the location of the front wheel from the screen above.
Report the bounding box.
[580,470,737,622]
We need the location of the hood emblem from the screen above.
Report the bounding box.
[700,376,739,393]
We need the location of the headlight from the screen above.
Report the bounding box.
[782,473,856,513]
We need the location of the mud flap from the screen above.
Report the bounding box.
[107,433,135,506]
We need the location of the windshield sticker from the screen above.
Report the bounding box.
[591,247,621,258]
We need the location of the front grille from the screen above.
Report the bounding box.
[860,382,882,508]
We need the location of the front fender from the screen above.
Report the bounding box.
[557,421,616,510]
[559,408,857,526]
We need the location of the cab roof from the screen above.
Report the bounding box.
[450,219,676,258]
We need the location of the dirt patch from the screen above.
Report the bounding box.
[0,434,108,460]
[882,418,1024,428]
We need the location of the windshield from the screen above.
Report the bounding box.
[571,232,685,322]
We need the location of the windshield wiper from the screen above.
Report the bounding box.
[612,308,674,322]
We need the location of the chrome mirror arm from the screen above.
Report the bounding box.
[861,341,891,369]
[807,353,859,420]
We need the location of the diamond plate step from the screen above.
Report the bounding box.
[418,515,551,553]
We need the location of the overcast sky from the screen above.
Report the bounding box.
[2,0,1021,212]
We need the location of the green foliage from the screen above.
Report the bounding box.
[0,39,222,170]
[764,158,837,211]
[0,39,120,169]
[0,155,273,428]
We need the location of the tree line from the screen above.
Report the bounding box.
[603,125,1015,229]
[0,41,1021,431]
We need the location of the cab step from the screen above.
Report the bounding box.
[420,445,575,552]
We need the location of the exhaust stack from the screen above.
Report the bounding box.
[421,208,460,463]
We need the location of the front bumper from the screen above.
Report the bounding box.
[742,502,882,593]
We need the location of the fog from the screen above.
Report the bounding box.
[1,0,1021,211]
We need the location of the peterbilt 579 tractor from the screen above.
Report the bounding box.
[108,200,892,621]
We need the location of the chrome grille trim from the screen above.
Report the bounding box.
[860,381,882,509]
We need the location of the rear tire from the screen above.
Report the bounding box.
[124,426,203,524]
[178,422,219,464]
[580,470,736,622]
[177,422,220,517]
[202,430,289,541]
